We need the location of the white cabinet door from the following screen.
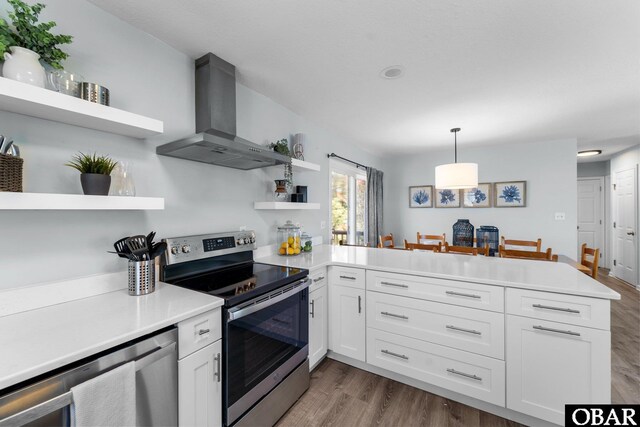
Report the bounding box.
[309,285,328,369]
[178,340,222,427]
[506,315,610,425]
[329,284,366,361]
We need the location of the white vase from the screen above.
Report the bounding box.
[3,46,46,88]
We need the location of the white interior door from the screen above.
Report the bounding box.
[613,168,637,287]
[577,178,604,262]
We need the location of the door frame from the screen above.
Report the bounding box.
[611,165,639,288]
[577,177,605,266]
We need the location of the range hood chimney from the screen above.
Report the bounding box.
[156,53,289,170]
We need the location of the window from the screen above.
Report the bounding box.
[330,161,367,245]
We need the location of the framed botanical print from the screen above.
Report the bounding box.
[495,181,527,207]
[409,185,433,208]
[463,183,492,208]
[435,188,461,208]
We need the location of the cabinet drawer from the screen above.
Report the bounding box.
[367,270,504,313]
[506,288,610,330]
[178,308,222,359]
[367,291,504,359]
[329,266,365,290]
[309,267,327,292]
[367,328,505,407]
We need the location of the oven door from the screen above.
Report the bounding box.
[224,277,310,426]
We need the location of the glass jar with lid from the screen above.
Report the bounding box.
[277,220,301,256]
[301,232,313,253]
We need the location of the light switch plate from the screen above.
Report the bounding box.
[555,212,566,220]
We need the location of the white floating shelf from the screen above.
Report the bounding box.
[0,77,163,138]
[0,192,164,210]
[254,202,320,210]
[291,159,321,171]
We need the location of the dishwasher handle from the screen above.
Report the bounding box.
[0,342,176,427]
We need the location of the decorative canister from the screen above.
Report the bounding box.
[2,46,45,87]
[128,259,156,296]
[274,179,288,201]
[81,82,110,106]
[476,226,499,256]
[0,153,23,192]
[452,219,474,247]
[277,220,302,256]
[301,232,313,253]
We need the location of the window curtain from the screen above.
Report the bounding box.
[366,167,384,247]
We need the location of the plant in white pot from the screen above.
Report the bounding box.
[66,152,118,196]
[0,0,72,87]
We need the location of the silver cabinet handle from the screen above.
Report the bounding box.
[447,368,482,381]
[214,353,221,382]
[310,300,315,318]
[381,349,409,360]
[313,276,326,283]
[358,295,362,313]
[340,275,356,280]
[446,290,481,299]
[532,304,580,314]
[381,311,409,320]
[446,325,482,335]
[198,328,210,335]
[380,281,409,289]
[533,325,581,336]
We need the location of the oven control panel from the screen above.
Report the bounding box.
[162,230,257,265]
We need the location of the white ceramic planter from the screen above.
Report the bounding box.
[2,46,46,88]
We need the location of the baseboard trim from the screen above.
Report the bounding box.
[326,351,557,427]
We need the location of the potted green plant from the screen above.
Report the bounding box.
[66,152,117,196]
[0,0,72,87]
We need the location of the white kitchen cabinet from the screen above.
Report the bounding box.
[309,284,328,369]
[178,339,222,427]
[506,315,610,425]
[328,284,366,361]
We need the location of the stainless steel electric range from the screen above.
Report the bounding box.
[160,231,310,427]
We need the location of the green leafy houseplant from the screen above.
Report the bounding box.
[66,152,117,175]
[268,138,291,157]
[0,0,72,69]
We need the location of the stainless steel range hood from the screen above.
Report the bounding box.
[156,53,289,170]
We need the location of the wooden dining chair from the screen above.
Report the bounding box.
[500,237,542,252]
[499,245,556,261]
[404,240,441,252]
[417,233,446,245]
[378,233,395,248]
[441,243,478,256]
[580,243,600,279]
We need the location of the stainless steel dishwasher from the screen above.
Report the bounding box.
[0,327,177,426]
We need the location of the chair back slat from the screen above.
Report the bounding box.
[580,243,600,279]
[405,240,441,252]
[442,243,478,256]
[417,233,446,244]
[378,233,395,248]
[499,245,556,261]
[500,237,542,252]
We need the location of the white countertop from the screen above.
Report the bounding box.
[257,245,620,300]
[0,280,222,390]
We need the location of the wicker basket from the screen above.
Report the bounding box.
[0,153,23,192]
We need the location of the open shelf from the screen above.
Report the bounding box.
[291,159,321,171]
[0,77,163,138]
[254,202,320,210]
[0,192,164,210]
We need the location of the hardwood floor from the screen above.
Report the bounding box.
[277,269,639,426]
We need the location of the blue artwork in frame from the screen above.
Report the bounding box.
[435,188,461,208]
[495,181,527,207]
[409,185,433,208]
[463,183,492,208]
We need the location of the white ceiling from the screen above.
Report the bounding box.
[88,0,640,157]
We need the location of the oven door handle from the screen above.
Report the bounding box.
[227,277,311,321]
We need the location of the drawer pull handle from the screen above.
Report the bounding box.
[214,353,221,382]
[533,325,581,337]
[358,295,362,314]
[381,281,409,289]
[198,328,210,335]
[340,275,356,280]
[381,349,409,360]
[446,325,482,335]
[532,304,580,314]
[446,291,481,299]
[310,300,315,318]
[313,276,325,283]
[381,311,409,320]
[446,368,482,381]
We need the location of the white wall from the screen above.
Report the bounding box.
[577,161,610,178]
[383,139,578,257]
[0,0,381,288]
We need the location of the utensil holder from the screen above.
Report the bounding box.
[128,259,156,296]
[81,82,110,106]
[0,153,23,192]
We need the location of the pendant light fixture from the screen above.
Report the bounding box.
[435,128,478,189]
